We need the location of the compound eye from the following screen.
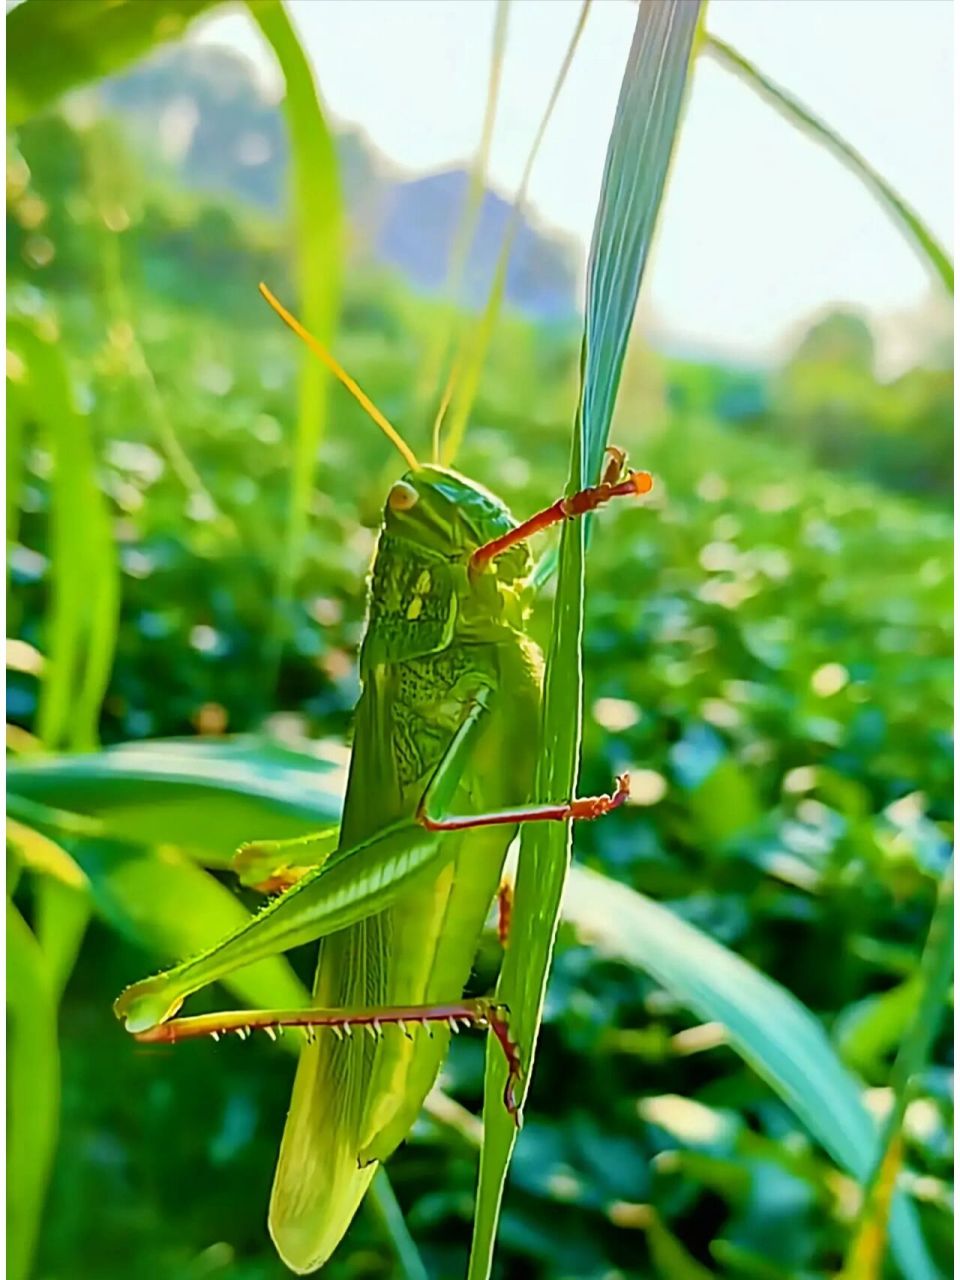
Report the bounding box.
[388,480,419,512]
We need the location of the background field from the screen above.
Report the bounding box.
[6,7,953,1280]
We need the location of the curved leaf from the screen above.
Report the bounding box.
[561,864,938,1280]
[7,736,345,865]
[11,800,309,1017]
[704,33,953,295]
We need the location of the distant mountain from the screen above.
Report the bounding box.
[98,44,580,322]
[376,168,578,318]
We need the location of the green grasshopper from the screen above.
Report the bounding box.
[114,283,653,1273]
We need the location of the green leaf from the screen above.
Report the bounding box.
[7,319,120,753]
[703,33,954,295]
[6,815,89,891]
[578,3,703,486]
[6,0,222,128]
[561,864,938,1280]
[468,6,702,1279]
[6,372,26,560]
[688,758,762,849]
[7,736,345,866]
[6,735,939,1278]
[7,902,60,1280]
[11,801,309,1017]
[833,979,925,1078]
[246,0,343,685]
[35,876,92,1003]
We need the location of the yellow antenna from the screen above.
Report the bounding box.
[259,282,419,471]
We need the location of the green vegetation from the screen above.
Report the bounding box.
[7,3,952,1279]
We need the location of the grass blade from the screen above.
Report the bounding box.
[562,864,939,1280]
[35,876,93,1004]
[367,1169,430,1280]
[704,33,954,295]
[84,123,226,525]
[467,7,701,1278]
[833,977,925,1078]
[7,902,60,1280]
[7,815,94,999]
[6,371,26,561]
[246,0,343,686]
[579,2,702,485]
[416,0,510,429]
[8,319,120,752]
[842,863,953,1280]
[72,487,120,756]
[440,0,591,465]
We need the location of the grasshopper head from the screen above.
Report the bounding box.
[360,467,531,670]
[384,465,530,583]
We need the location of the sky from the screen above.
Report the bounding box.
[193,0,954,365]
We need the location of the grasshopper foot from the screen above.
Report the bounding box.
[114,977,184,1034]
[233,843,306,893]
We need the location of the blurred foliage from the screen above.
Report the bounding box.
[6,18,953,1280]
[772,312,952,499]
[6,0,220,130]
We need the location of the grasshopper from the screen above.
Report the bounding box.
[114,284,653,1273]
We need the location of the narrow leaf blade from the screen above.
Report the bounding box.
[843,865,953,1279]
[247,0,343,685]
[7,903,60,1280]
[7,319,120,752]
[468,6,702,1277]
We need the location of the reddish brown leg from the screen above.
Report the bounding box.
[485,1003,524,1116]
[497,881,514,949]
[132,996,524,1122]
[470,447,653,576]
[417,773,629,833]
